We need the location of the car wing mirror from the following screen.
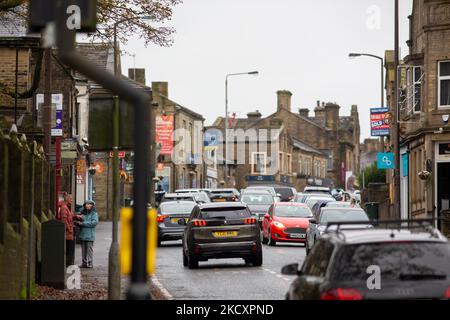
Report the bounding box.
[281,263,300,275]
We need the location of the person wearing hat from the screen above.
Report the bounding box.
[75,200,99,268]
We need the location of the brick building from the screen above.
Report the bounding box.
[152,82,205,192]
[210,90,361,191]
[389,0,450,231]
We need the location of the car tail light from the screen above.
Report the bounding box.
[193,220,207,227]
[157,214,168,223]
[244,218,257,224]
[445,287,450,299]
[320,288,363,300]
[194,246,201,254]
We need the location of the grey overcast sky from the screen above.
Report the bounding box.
[121,0,413,140]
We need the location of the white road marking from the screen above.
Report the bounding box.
[151,275,173,300]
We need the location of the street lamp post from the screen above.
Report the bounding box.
[225,71,259,185]
[348,53,384,108]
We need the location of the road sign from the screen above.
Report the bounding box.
[370,108,390,136]
[377,153,395,169]
[120,208,157,276]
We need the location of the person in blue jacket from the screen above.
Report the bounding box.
[75,200,99,268]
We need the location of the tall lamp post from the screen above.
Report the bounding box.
[348,53,384,108]
[225,71,259,185]
[110,15,152,300]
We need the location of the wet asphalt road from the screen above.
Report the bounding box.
[154,238,307,300]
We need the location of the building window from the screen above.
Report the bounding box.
[279,152,284,174]
[252,152,267,174]
[413,66,422,113]
[286,154,292,174]
[305,158,311,176]
[298,157,303,175]
[439,61,450,108]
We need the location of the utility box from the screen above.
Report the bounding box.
[441,209,450,238]
[365,202,379,220]
[41,220,66,289]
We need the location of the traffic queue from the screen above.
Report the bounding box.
[155,186,450,300]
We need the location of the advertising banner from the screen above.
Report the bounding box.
[36,94,63,137]
[156,115,174,155]
[370,108,390,137]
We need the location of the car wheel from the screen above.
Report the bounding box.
[261,230,268,244]
[182,249,188,267]
[157,236,162,247]
[305,240,310,255]
[188,253,199,269]
[252,250,263,266]
[268,228,276,246]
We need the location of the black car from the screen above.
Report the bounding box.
[156,201,197,246]
[274,187,297,202]
[181,202,262,269]
[282,220,450,300]
[240,192,275,226]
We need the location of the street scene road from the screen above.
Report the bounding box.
[1,0,450,304]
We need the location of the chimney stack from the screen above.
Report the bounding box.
[247,110,262,120]
[277,90,292,112]
[314,106,325,125]
[128,68,146,85]
[324,102,340,131]
[298,108,309,118]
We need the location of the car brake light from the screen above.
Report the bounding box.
[320,288,363,300]
[244,218,257,224]
[157,214,168,223]
[445,287,450,299]
[193,220,207,227]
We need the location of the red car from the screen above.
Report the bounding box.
[261,202,313,246]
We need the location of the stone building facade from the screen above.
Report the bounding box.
[210,90,360,191]
[390,0,450,231]
[152,82,205,192]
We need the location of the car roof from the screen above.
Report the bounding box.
[198,202,247,209]
[321,207,363,212]
[160,200,197,206]
[325,228,448,244]
[164,193,195,197]
[241,191,273,195]
[274,202,308,207]
[304,186,330,190]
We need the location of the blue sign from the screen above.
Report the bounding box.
[401,153,409,177]
[204,129,222,147]
[377,153,395,169]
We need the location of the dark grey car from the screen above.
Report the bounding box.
[157,201,197,246]
[282,223,450,300]
[181,202,262,269]
[240,193,274,226]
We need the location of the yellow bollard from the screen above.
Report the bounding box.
[120,207,157,275]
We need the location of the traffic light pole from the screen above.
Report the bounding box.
[54,1,152,299]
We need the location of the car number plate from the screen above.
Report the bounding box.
[290,233,306,239]
[212,231,238,238]
[214,199,226,202]
[171,218,188,223]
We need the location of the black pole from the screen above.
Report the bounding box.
[393,0,401,219]
[14,46,19,125]
[55,1,151,299]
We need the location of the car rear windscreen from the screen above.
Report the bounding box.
[319,209,369,224]
[274,188,295,198]
[160,202,196,214]
[199,207,251,219]
[210,190,234,195]
[275,206,312,218]
[241,194,273,205]
[330,242,450,281]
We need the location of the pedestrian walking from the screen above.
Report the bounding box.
[58,193,80,267]
[76,200,99,268]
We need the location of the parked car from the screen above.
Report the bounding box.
[240,192,275,225]
[311,200,356,219]
[303,186,331,195]
[181,202,262,269]
[156,201,197,246]
[273,187,297,202]
[306,207,370,254]
[261,203,313,246]
[282,222,450,300]
[174,189,212,202]
[208,188,240,202]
